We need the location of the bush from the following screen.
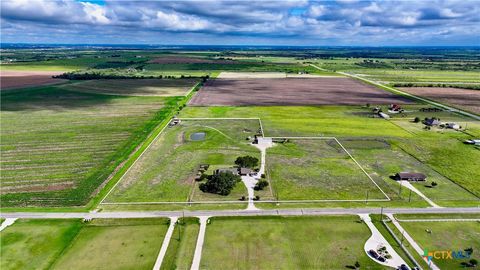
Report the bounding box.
[199,172,241,196]
[253,195,260,201]
[470,259,478,266]
[254,180,269,191]
[261,173,266,179]
[235,156,259,168]
[431,181,438,187]
[354,261,360,268]
[414,117,420,123]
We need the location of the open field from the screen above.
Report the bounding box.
[201,216,388,269]
[0,70,65,90]
[266,139,387,201]
[0,219,82,270]
[349,141,479,206]
[63,79,199,96]
[1,86,181,207]
[179,106,414,137]
[189,77,414,106]
[51,218,168,270]
[104,119,260,203]
[148,56,236,64]
[161,217,199,270]
[399,87,480,115]
[399,220,480,269]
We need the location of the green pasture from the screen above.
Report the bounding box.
[161,218,199,270]
[179,106,414,137]
[0,219,82,270]
[400,220,480,269]
[266,139,387,201]
[51,218,168,270]
[201,216,388,269]
[0,86,182,207]
[105,119,260,203]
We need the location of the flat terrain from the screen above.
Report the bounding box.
[266,139,387,201]
[189,77,413,106]
[148,56,236,64]
[1,86,181,206]
[51,218,168,270]
[217,71,341,79]
[1,219,82,270]
[201,216,388,269]
[399,87,480,114]
[0,70,65,90]
[400,219,480,269]
[161,217,199,270]
[105,119,260,203]
[63,79,198,96]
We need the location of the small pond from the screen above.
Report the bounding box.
[190,132,206,141]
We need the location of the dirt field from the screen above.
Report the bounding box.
[217,72,340,79]
[148,56,236,64]
[399,87,480,114]
[0,70,65,90]
[189,77,413,106]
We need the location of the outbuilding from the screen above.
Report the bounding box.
[395,172,427,181]
[239,168,252,176]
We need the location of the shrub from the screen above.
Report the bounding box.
[470,259,478,266]
[354,261,360,268]
[431,181,438,187]
[254,180,269,191]
[261,173,266,179]
[414,117,420,123]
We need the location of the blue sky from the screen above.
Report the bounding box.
[1,0,479,46]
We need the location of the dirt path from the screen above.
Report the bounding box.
[386,214,440,270]
[190,216,209,270]
[399,181,441,208]
[359,214,408,269]
[0,218,18,232]
[153,217,178,270]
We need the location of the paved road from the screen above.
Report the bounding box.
[2,207,479,219]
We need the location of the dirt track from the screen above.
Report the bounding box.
[399,87,480,114]
[189,77,413,106]
[0,70,65,90]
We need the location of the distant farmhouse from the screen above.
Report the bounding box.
[395,172,427,181]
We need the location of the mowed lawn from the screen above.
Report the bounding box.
[1,219,82,270]
[400,220,480,269]
[201,216,388,270]
[161,218,199,270]
[51,218,169,270]
[0,87,181,206]
[105,119,260,203]
[266,139,387,201]
[63,78,199,96]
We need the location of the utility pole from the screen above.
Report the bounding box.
[398,181,403,196]
[365,191,369,204]
[400,230,405,247]
[380,207,383,221]
[408,189,412,202]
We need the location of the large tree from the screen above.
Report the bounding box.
[199,172,241,196]
[235,155,259,168]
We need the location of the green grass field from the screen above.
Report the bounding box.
[201,216,389,269]
[51,218,168,270]
[266,139,387,201]
[400,220,480,269]
[1,219,82,270]
[0,86,182,207]
[161,218,199,270]
[105,119,260,203]
[62,79,199,96]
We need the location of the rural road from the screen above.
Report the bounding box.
[1,207,479,219]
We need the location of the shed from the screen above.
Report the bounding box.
[395,172,427,181]
[215,168,238,175]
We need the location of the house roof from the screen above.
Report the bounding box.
[240,168,252,174]
[397,172,426,179]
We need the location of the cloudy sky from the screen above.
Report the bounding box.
[1,0,479,46]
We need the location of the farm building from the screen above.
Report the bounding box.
[395,172,427,181]
[214,168,239,175]
[445,123,460,130]
[464,139,480,145]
